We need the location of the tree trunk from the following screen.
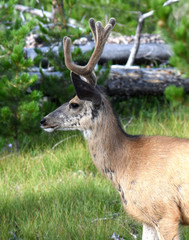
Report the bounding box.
[106,66,189,96]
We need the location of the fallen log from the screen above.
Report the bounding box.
[107,66,189,96]
[24,42,172,65]
[28,66,189,97]
[100,43,172,64]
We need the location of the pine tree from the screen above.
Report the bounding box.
[149,0,189,77]
[0,1,42,151]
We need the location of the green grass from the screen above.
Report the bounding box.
[1,104,189,239]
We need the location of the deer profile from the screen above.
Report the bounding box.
[40,18,189,240]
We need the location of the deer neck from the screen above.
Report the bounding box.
[83,102,129,178]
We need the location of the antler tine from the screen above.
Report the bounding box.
[108,18,116,28]
[63,36,84,76]
[89,18,97,43]
[86,19,115,72]
[89,18,116,43]
[104,18,116,38]
[63,36,97,85]
[63,18,116,86]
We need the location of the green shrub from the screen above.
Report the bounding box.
[148,0,189,77]
[0,1,42,151]
[164,85,186,107]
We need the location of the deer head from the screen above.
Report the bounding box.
[40,18,116,135]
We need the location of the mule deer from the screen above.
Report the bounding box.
[40,18,189,240]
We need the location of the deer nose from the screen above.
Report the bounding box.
[40,118,46,126]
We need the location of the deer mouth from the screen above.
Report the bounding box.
[42,126,60,133]
[40,118,60,132]
[41,125,60,133]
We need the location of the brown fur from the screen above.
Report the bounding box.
[41,93,189,239]
[87,96,189,240]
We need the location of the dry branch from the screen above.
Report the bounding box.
[126,11,154,68]
[50,135,77,150]
[14,4,53,19]
[125,0,179,67]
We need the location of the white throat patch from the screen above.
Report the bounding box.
[83,129,92,139]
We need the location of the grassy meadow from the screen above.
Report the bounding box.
[1,104,189,239]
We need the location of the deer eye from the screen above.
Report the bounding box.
[69,102,79,109]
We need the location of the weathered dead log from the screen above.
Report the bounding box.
[24,42,172,65]
[28,66,189,97]
[107,66,189,96]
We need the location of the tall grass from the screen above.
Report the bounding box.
[1,104,189,239]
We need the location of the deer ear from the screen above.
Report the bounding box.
[71,72,102,107]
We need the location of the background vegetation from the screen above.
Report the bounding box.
[0,0,189,239]
[1,0,189,149]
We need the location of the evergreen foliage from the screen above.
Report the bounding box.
[148,0,189,77]
[15,0,156,35]
[33,17,85,106]
[164,85,185,107]
[0,1,42,150]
